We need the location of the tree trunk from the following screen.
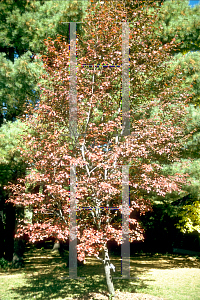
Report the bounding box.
[52,240,61,256]
[0,212,4,258]
[12,206,25,268]
[197,234,200,251]
[12,239,25,268]
[52,240,60,251]
[103,245,115,297]
[4,203,15,261]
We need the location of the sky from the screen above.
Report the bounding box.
[189,0,200,7]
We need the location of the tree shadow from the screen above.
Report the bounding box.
[2,247,200,299]
[4,247,151,299]
[129,253,200,270]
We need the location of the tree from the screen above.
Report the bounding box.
[0,0,89,264]
[5,0,190,297]
[0,0,89,123]
[154,0,200,55]
[0,119,29,260]
[165,51,200,106]
[0,120,28,187]
[151,0,200,237]
[177,201,200,234]
[136,0,200,244]
[166,105,200,236]
[0,51,44,124]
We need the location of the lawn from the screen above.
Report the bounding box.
[0,246,200,300]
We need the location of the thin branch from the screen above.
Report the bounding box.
[81,144,90,178]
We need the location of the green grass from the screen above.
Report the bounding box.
[134,268,200,300]
[139,268,200,299]
[128,253,200,299]
[0,248,200,299]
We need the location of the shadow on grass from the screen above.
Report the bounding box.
[129,252,200,270]
[2,246,200,299]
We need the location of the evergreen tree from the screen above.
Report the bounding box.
[157,1,200,236]
[166,105,200,235]
[0,119,28,187]
[125,0,200,240]
[0,0,89,123]
[0,119,29,260]
[0,51,43,123]
[155,0,200,54]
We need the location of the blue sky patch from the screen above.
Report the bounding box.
[189,0,200,7]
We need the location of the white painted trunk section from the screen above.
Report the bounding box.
[103,245,115,297]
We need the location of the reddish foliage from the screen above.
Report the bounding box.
[5,0,189,262]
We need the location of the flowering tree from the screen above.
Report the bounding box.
[6,0,190,297]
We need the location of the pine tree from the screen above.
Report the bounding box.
[158,1,200,236]
[0,0,89,123]
[0,119,29,260]
[139,0,200,239]
[155,0,200,54]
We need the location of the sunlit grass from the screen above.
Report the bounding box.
[0,248,200,299]
[136,267,200,300]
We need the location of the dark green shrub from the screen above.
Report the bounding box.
[0,257,10,269]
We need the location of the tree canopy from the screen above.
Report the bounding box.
[5,0,193,296]
[0,0,89,123]
[155,0,200,54]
